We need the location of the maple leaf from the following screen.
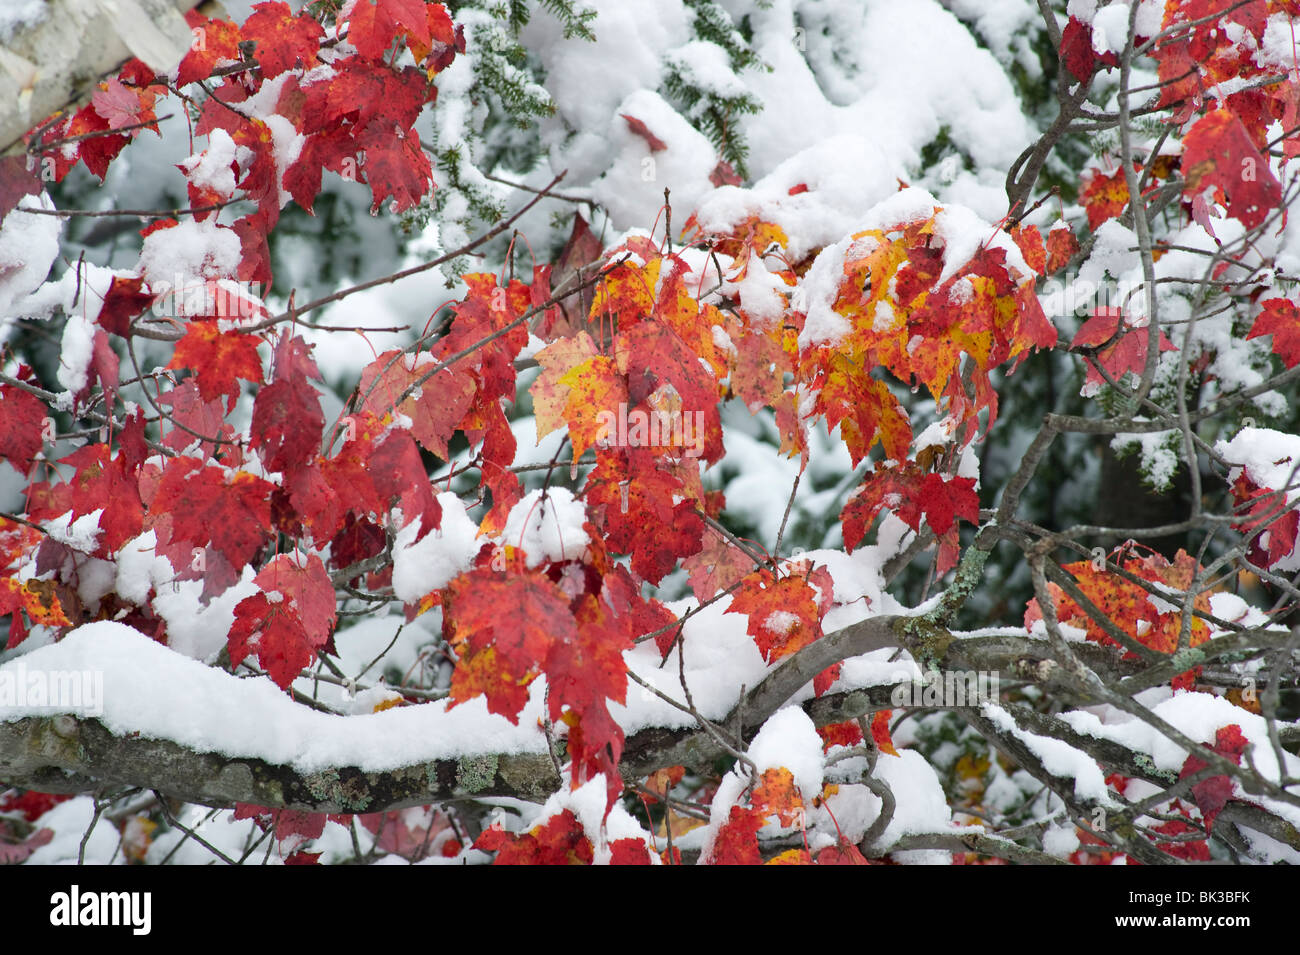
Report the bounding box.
[1025,544,1213,686]
[242,1,323,79]
[708,805,764,865]
[727,564,833,663]
[177,11,243,87]
[91,78,158,132]
[355,121,433,213]
[1044,224,1080,274]
[751,767,804,827]
[1246,297,1300,367]
[148,457,274,569]
[681,525,757,603]
[0,155,43,220]
[871,709,898,756]
[1229,473,1299,569]
[27,444,144,556]
[474,809,593,865]
[609,838,653,865]
[156,379,233,458]
[1059,17,1118,82]
[251,331,324,478]
[584,451,705,584]
[807,352,913,467]
[815,841,871,865]
[345,0,432,63]
[0,380,47,473]
[357,350,473,460]
[531,331,628,462]
[95,275,156,338]
[622,114,667,152]
[1080,166,1130,231]
[167,321,264,408]
[1071,307,1178,396]
[1181,108,1283,229]
[444,566,576,722]
[841,463,979,551]
[1179,724,1249,830]
[0,577,73,649]
[228,554,334,688]
[1010,224,1046,275]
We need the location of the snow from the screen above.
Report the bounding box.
[1043,823,1081,858]
[1215,427,1300,570]
[391,492,481,603]
[178,128,239,197]
[0,621,550,767]
[746,706,825,798]
[982,701,1116,804]
[589,89,718,229]
[24,796,122,865]
[0,194,63,334]
[138,218,244,292]
[153,567,259,662]
[500,487,591,568]
[792,185,1029,348]
[56,313,95,395]
[1060,691,1300,785]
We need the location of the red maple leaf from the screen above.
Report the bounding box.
[0,380,47,473]
[1059,17,1118,82]
[91,78,158,132]
[622,114,667,152]
[816,841,872,865]
[1044,224,1079,274]
[95,275,156,338]
[709,805,764,865]
[1080,165,1130,231]
[444,566,576,721]
[1071,307,1178,394]
[242,1,323,79]
[474,809,593,865]
[1179,724,1249,830]
[228,554,334,688]
[355,121,434,214]
[609,838,653,864]
[27,444,144,556]
[177,11,243,87]
[167,321,264,409]
[1247,297,1300,367]
[251,332,324,478]
[841,463,979,549]
[584,451,705,584]
[149,457,274,569]
[0,155,43,220]
[1181,108,1283,230]
[727,564,833,663]
[345,0,432,63]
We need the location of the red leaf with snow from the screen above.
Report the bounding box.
[474,809,593,865]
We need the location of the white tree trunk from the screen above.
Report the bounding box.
[0,0,208,155]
